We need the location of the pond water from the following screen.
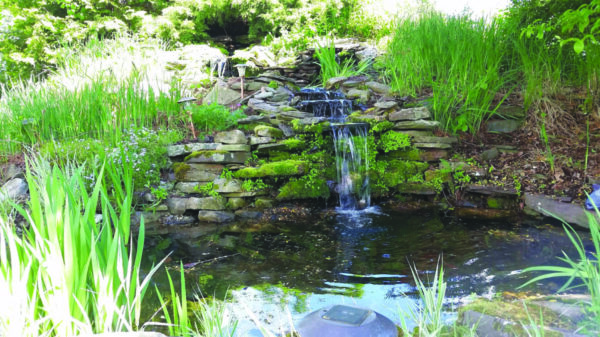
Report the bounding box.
[147,207,590,334]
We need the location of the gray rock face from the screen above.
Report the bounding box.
[271,87,292,102]
[254,125,283,138]
[356,46,378,61]
[524,193,600,229]
[481,148,500,161]
[278,110,313,120]
[227,197,246,210]
[214,130,247,144]
[0,178,28,202]
[197,210,235,223]
[389,107,431,121]
[167,197,188,215]
[393,120,440,130]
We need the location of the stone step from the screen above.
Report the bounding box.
[168,143,250,157]
[185,151,250,164]
[389,107,431,121]
[173,163,223,182]
[393,120,439,130]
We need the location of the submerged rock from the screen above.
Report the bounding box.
[197,210,235,223]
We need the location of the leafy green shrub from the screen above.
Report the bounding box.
[378,131,411,152]
[190,103,246,135]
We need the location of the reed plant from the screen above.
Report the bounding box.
[314,41,371,85]
[382,11,510,134]
[399,259,448,336]
[0,155,165,336]
[520,207,600,334]
[0,74,183,156]
[154,263,238,337]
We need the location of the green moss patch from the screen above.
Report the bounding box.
[254,125,284,138]
[277,178,330,200]
[234,160,307,178]
[173,162,191,180]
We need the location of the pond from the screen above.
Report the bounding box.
[146,206,590,335]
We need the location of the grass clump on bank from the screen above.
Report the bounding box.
[0,156,164,336]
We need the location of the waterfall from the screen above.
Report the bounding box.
[296,88,371,210]
[332,123,371,210]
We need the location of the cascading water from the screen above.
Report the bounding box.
[331,123,371,210]
[296,88,371,210]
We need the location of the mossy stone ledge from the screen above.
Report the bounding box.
[234,160,308,178]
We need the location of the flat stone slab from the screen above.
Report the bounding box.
[278,110,314,120]
[248,98,280,114]
[185,151,250,164]
[393,119,439,130]
[238,115,270,124]
[413,142,452,149]
[389,107,431,121]
[466,185,518,196]
[168,143,250,157]
[197,210,235,223]
[187,196,226,210]
[412,135,458,144]
[524,193,600,229]
[297,117,328,125]
[174,163,223,182]
[325,76,348,89]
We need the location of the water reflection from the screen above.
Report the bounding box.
[150,208,591,334]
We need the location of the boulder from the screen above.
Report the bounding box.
[0,178,28,202]
[255,198,274,209]
[346,88,370,102]
[365,81,390,95]
[254,125,284,138]
[227,197,246,210]
[187,196,226,210]
[374,101,398,110]
[214,130,247,144]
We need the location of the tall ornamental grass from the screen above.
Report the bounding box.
[0,156,164,336]
[0,74,183,155]
[382,11,511,134]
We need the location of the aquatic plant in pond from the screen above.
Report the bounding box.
[520,207,600,334]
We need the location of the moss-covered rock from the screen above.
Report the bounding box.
[254,125,284,138]
[277,179,330,200]
[255,198,274,209]
[381,160,429,188]
[234,160,307,178]
[184,150,250,164]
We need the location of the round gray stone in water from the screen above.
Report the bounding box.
[296,305,397,337]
